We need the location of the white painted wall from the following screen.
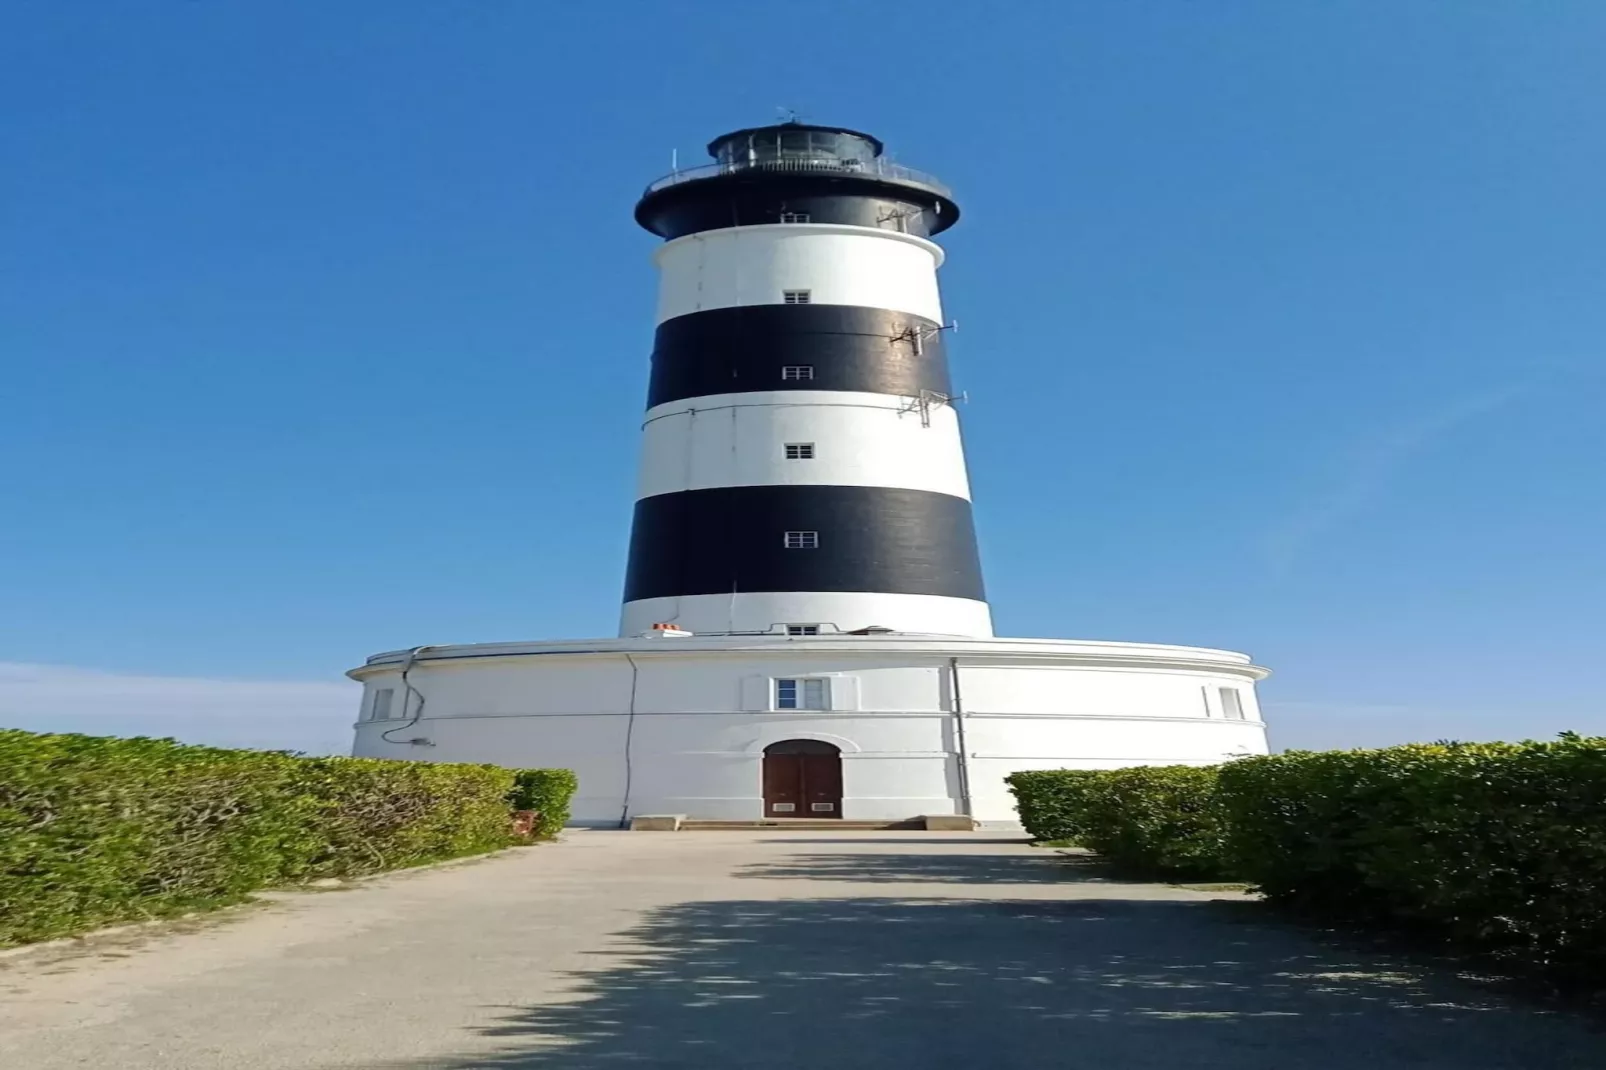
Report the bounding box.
[655,224,944,323]
[349,638,1270,825]
[619,592,995,639]
[637,391,971,499]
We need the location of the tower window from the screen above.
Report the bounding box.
[779,211,810,224]
[783,530,819,549]
[1219,688,1246,720]
[776,677,830,709]
[369,688,394,721]
[782,290,811,304]
[785,624,821,636]
[780,365,814,381]
[784,442,815,460]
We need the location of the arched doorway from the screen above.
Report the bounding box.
[763,740,843,819]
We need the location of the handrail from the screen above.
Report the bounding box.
[644,156,952,198]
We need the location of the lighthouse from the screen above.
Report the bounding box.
[622,123,990,640]
[350,121,1272,827]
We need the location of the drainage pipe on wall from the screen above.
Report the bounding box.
[618,653,642,829]
[949,657,974,817]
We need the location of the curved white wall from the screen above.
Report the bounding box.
[620,592,994,639]
[349,638,1270,825]
[637,391,971,500]
[655,224,945,322]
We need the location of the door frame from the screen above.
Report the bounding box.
[762,739,844,819]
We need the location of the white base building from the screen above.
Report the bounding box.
[349,121,1272,824]
[350,634,1269,826]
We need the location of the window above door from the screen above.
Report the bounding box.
[775,677,830,710]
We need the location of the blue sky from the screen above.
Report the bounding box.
[2,2,1602,753]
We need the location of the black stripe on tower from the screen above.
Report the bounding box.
[648,305,951,408]
[638,183,954,241]
[623,485,985,603]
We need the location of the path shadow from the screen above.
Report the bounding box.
[366,897,1603,1070]
[754,837,1031,845]
[734,848,1108,884]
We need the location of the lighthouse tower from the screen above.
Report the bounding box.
[349,120,1272,827]
[622,123,991,639]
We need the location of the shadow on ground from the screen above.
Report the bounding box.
[369,895,1603,1069]
[735,847,1104,884]
[753,837,1032,845]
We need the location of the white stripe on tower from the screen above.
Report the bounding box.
[654,224,944,323]
[622,122,992,638]
[636,390,972,500]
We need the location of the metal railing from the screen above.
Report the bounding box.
[644,156,952,198]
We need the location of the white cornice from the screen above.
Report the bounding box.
[652,222,946,268]
[349,635,1269,682]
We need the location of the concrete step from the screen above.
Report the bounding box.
[679,818,926,831]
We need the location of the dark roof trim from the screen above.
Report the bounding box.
[706,122,886,158]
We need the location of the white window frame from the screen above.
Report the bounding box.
[775,677,831,710]
[783,530,819,549]
[782,289,812,305]
[369,688,395,721]
[779,211,810,224]
[1219,688,1246,720]
[784,442,815,460]
[785,624,821,636]
[780,365,814,381]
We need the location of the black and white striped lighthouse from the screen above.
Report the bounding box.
[352,120,1274,816]
[621,122,992,638]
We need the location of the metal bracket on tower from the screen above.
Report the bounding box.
[876,203,923,233]
[889,320,957,357]
[897,389,967,428]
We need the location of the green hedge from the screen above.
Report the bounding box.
[1007,766,1227,879]
[1003,770,1104,844]
[1007,735,1606,983]
[1216,735,1606,982]
[509,768,579,840]
[0,729,579,948]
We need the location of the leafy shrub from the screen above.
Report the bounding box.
[1007,766,1226,879]
[1072,766,1227,880]
[0,728,578,947]
[289,757,523,878]
[1010,735,1606,983]
[1004,769,1105,843]
[1217,735,1606,982]
[508,769,580,840]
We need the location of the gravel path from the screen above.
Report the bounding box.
[1,830,1601,1068]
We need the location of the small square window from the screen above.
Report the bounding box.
[779,211,810,224]
[783,530,819,549]
[1219,688,1246,720]
[370,688,394,721]
[780,365,814,381]
[775,677,830,709]
[784,442,815,460]
[785,624,820,636]
[782,289,811,304]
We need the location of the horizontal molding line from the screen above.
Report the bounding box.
[641,396,954,428]
[357,712,1267,726]
[651,223,947,265]
[356,650,1267,680]
[968,756,1243,763]
[670,751,956,759]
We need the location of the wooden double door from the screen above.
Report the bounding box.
[762,740,843,818]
